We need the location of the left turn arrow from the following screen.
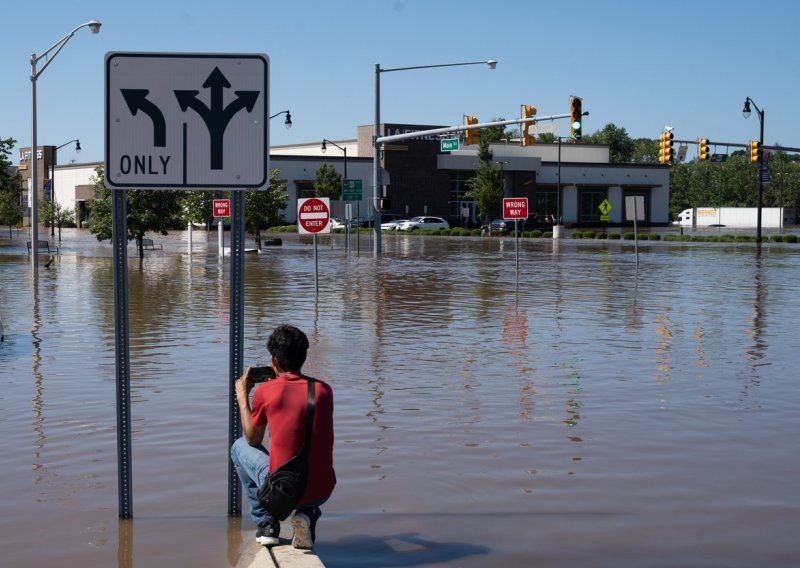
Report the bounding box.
[121,89,167,147]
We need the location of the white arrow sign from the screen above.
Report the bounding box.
[105,52,269,189]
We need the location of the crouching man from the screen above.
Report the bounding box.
[231,324,336,549]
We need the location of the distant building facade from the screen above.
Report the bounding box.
[22,123,670,228]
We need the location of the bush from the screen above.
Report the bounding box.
[608,233,621,240]
[530,229,542,238]
[719,234,736,242]
[735,235,755,242]
[783,234,798,243]
[647,233,661,241]
[770,235,784,242]
[571,231,583,239]
[583,231,596,239]
[542,231,553,238]
[470,228,483,236]
[622,232,636,240]
[596,232,608,239]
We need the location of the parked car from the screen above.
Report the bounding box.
[381,218,407,231]
[329,217,346,230]
[396,216,450,231]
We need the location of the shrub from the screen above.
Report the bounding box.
[608,233,621,240]
[596,232,608,239]
[530,229,542,238]
[647,233,661,241]
[571,231,583,239]
[663,234,680,241]
[583,231,596,239]
[783,234,798,243]
[770,235,784,242]
[622,232,636,240]
[470,228,483,236]
[735,235,755,242]
[719,234,736,242]
[542,231,553,238]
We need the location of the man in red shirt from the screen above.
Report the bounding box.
[231,324,335,549]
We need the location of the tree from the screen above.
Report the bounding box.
[86,165,182,258]
[179,191,216,227]
[584,123,635,163]
[313,163,342,200]
[466,135,503,222]
[0,137,23,236]
[245,168,288,247]
[40,200,75,242]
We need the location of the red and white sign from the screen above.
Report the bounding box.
[503,197,529,220]
[297,197,331,234]
[213,199,231,218]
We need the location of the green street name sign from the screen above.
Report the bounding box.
[440,138,459,152]
[342,179,363,201]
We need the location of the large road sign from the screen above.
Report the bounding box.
[503,197,529,220]
[105,52,269,189]
[297,197,331,234]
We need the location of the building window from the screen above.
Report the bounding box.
[579,190,606,223]
[535,191,557,220]
[449,171,475,221]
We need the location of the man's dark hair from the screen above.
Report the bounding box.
[267,324,309,372]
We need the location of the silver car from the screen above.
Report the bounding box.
[396,216,450,231]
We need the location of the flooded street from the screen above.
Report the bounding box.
[1,228,799,567]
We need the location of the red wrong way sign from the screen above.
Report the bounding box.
[297,197,331,234]
[503,197,529,220]
[213,199,231,217]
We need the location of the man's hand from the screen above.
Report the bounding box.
[235,368,254,408]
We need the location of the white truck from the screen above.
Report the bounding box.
[673,207,795,228]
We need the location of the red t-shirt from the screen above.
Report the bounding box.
[251,374,336,505]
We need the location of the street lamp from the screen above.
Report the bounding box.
[742,97,765,243]
[321,139,347,179]
[269,110,292,129]
[49,139,80,237]
[30,19,101,276]
[373,59,497,255]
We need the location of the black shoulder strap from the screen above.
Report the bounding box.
[298,378,316,459]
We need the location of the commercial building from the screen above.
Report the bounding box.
[19,123,670,229]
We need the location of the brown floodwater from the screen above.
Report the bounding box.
[1,228,799,567]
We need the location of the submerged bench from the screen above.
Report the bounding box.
[141,238,162,250]
[27,240,59,254]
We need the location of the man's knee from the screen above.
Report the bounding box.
[231,436,247,460]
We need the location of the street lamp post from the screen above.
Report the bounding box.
[30,19,101,277]
[373,59,497,255]
[49,139,80,237]
[742,97,765,243]
[269,110,292,129]
[321,139,347,179]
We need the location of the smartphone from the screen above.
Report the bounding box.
[249,366,276,383]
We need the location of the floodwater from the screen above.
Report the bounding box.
[1,228,799,568]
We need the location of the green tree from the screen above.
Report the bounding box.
[86,165,182,258]
[0,137,23,236]
[584,123,635,163]
[246,168,288,247]
[313,162,342,200]
[466,135,503,222]
[179,191,216,227]
[40,200,75,242]
[631,137,660,164]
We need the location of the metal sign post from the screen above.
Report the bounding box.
[625,196,645,268]
[105,51,268,519]
[503,197,528,275]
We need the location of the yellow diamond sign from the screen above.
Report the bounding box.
[599,199,612,216]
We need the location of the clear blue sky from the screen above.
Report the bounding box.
[3,0,798,164]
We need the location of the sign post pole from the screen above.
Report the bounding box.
[503,197,529,275]
[298,197,331,295]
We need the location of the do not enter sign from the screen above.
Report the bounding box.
[297,197,331,234]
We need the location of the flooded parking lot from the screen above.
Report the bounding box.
[1,228,799,567]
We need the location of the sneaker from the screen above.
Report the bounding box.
[256,518,280,546]
[291,508,320,549]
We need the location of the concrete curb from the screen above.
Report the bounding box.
[238,524,325,568]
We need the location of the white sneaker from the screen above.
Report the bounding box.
[291,512,313,549]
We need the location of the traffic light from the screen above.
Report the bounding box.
[464,115,479,145]
[569,97,582,141]
[698,138,710,161]
[658,131,674,164]
[521,104,537,146]
[749,140,761,164]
